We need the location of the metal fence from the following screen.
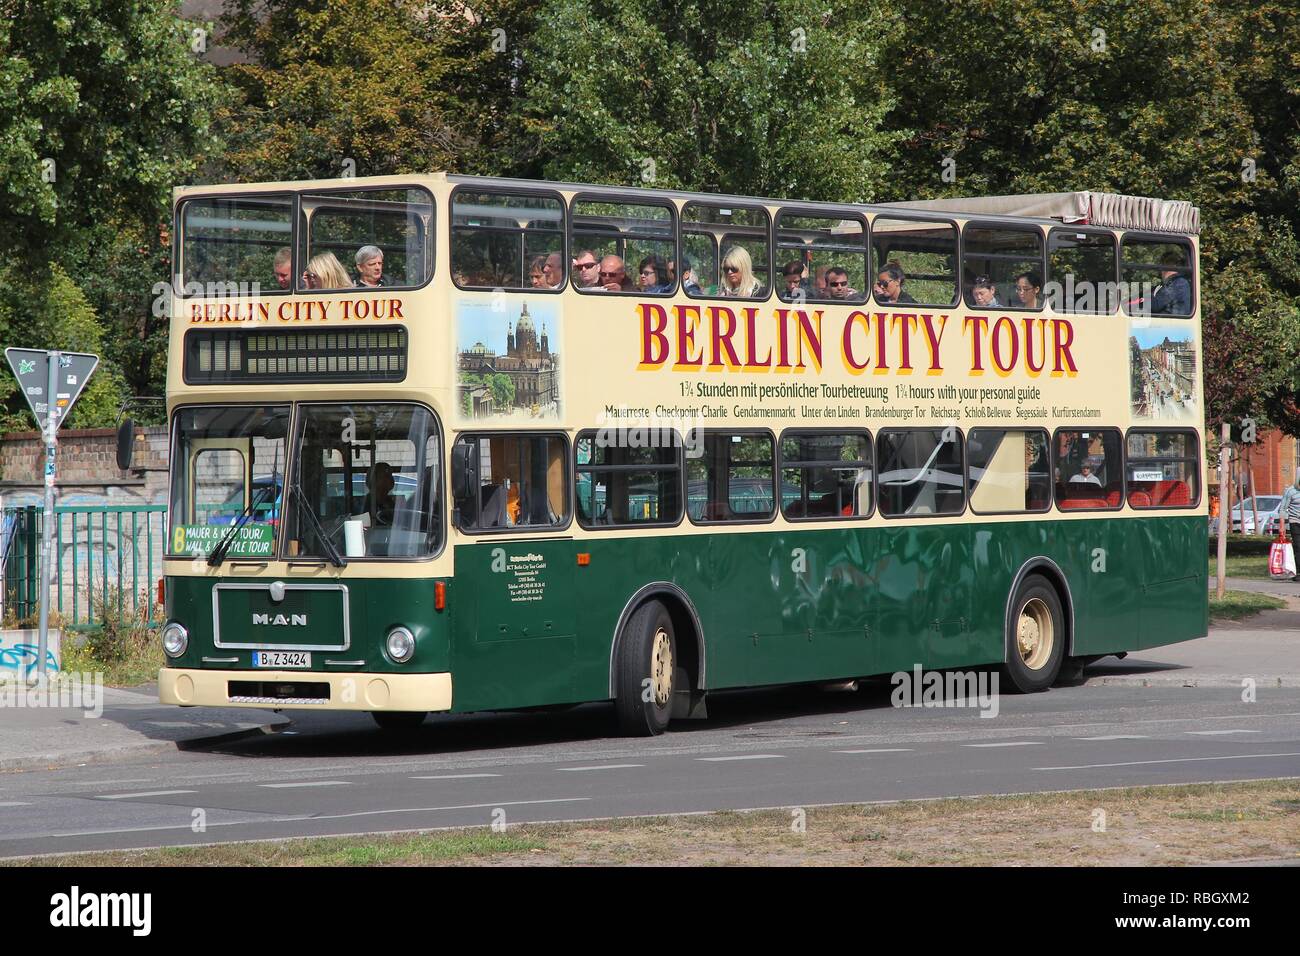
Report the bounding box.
[1,504,167,628]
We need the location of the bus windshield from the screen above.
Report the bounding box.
[284,403,442,560]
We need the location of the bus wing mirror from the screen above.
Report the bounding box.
[116,418,135,470]
[450,442,476,501]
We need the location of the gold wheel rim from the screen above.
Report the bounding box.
[1017,597,1054,671]
[650,627,673,707]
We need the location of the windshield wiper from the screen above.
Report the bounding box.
[208,481,276,567]
[290,475,347,567]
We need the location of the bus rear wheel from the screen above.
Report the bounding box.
[1003,576,1065,693]
[615,600,676,736]
[370,711,427,730]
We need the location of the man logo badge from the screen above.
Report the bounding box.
[253,613,308,626]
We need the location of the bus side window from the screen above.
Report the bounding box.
[570,197,676,295]
[687,431,775,524]
[454,434,569,532]
[877,428,964,518]
[451,190,565,290]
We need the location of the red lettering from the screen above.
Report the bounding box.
[637,303,670,368]
[706,306,742,370]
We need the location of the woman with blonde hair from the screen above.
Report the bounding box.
[719,245,762,297]
[302,252,353,290]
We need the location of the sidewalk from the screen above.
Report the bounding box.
[0,681,286,773]
[1090,578,1300,687]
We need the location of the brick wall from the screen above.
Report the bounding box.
[0,426,169,505]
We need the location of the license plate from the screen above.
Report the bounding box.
[253,651,312,669]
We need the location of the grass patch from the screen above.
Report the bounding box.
[10,779,1299,867]
[1208,589,1286,621]
[1207,554,1272,579]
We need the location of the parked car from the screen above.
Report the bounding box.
[1211,495,1282,535]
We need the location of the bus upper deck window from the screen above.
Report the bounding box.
[1121,237,1194,318]
[683,203,771,300]
[570,197,676,295]
[180,195,293,296]
[1048,229,1119,314]
[451,191,565,291]
[297,187,433,293]
[775,211,866,304]
[961,225,1045,311]
[870,218,958,308]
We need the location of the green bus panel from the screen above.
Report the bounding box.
[163,516,1207,714]
[450,538,580,712]
[166,575,450,673]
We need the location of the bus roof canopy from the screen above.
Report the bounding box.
[881,191,1199,235]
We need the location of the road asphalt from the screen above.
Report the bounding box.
[0,577,1294,774]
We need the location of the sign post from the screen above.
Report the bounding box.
[4,348,99,684]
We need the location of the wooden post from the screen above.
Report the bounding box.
[1216,423,1230,600]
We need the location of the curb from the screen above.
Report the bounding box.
[0,722,280,774]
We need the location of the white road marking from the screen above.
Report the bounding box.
[834,748,914,754]
[1035,752,1300,771]
[410,773,502,780]
[1186,730,1261,736]
[0,802,32,807]
[697,754,784,762]
[964,742,1043,748]
[96,790,196,800]
[558,764,644,772]
[1077,735,1149,741]
[259,781,351,789]
[4,797,596,842]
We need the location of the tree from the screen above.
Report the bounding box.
[216,0,479,180]
[0,0,225,266]
[0,1,225,423]
[518,0,900,199]
[489,373,516,410]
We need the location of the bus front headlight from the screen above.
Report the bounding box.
[386,626,415,664]
[162,622,189,658]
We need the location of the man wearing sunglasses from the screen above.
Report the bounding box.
[572,249,601,288]
[598,254,633,292]
[823,265,857,300]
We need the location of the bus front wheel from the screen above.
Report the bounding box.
[1003,576,1065,693]
[370,711,427,730]
[615,600,676,736]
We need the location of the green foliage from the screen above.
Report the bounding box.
[0,264,124,431]
[217,0,477,179]
[518,0,900,199]
[0,0,225,266]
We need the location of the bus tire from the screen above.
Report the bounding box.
[370,711,427,730]
[615,600,676,736]
[1003,575,1065,693]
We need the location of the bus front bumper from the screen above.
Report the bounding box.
[158,668,452,712]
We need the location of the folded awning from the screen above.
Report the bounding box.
[880,191,1199,235]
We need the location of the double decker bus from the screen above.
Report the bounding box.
[145,174,1206,734]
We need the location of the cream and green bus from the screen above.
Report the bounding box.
[141,174,1206,733]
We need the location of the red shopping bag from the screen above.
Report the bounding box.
[1268,533,1295,579]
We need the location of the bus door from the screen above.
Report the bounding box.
[451,434,579,710]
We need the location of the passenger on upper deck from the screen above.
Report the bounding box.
[874,262,916,304]
[572,250,600,288]
[529,255,547,288]
[598,255,634,292]
[677,256,703,296]
[637,255,671,293]
[543,252,566,289]
[823,266,857,300]
[1151,252,1191,315]
[354,246,385,288]
[273,247,292,290]
[1014,271,1042,310]
[971,274,1000,307]
[782,260,808,301]
[303,252,352,290]
[718,246,762,297]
